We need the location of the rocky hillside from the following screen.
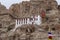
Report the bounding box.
[0,0,60,40]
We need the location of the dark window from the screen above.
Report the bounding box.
[29,18,33,21]
[52,28,56,31]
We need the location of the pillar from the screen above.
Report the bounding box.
[27,18,29,24]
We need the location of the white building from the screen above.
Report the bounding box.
[15,15,41,27]
[14,15,42,31]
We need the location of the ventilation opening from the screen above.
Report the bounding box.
[52,28,56,31]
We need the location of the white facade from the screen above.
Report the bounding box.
[14,15,42,31]
[33,15,42,25]
[15,15,42,27]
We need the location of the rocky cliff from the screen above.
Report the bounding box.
[0,0,60,40]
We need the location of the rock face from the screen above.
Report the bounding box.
[9,0,58,17]
[0,3,6,11]
[0,0,60,40]
[0,3,15,39]
[9,3,20,17]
